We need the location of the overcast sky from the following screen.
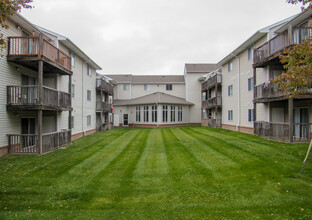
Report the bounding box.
[20,0,302,75]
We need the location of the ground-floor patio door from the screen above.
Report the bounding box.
[21,118,36,148]
[294,108,309,138]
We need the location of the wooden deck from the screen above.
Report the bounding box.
[7,36,72,75]
[7,85,72,111]
[96,101,112,112]
[96,79,113,94]
[202,74,222,92]
[7,130,71,154]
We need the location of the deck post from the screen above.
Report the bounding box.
[68,75,72,142]
[37,40,43,153]
[253,67,257,135]
[289,98,294,143]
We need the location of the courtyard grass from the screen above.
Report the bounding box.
[0,126,312,219]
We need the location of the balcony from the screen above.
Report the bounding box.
[96,79,113,95]
[254,121,311,142]
[96,101,112,112]
[7,129,71,154]
[7,36,72,75]
[254,83,312,103]
[253,28,312,67]
[208,118,222,128]
[7,85,71,111]
[202,97,222,109]
[202,74,222,91]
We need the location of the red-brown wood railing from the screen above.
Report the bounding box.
[8,37,71,72]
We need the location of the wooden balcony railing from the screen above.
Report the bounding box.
[255,121,312,142]
[8,37,71,72]
[96,79,113,94]
[202,97,222,109]
[7,85,71,110]
[254,28,312,66]
[202,74,222,91]
[96,101,112,112]
[254,83,284,102]
[42,130,71,154]
[7,134,38,154]
[7,130,71,154]
[208,118,222,128]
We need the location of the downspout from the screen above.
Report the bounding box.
[231,53,241,131]
[82,59,91,135]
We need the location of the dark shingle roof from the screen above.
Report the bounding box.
[105,74,185,83]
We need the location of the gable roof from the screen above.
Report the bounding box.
[185,64,220,73]
[277,9,312,33]
[114,92,193,106]
[105,74,185,84]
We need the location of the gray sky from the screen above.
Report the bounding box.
[20,0,301,75]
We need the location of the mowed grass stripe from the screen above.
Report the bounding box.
[87,129,150,209]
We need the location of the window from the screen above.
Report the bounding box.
[248,45,255,60]
[71,116,74,128]
[144,84,150,91]
[170,106,175,122]
[178,106,183,122]
[228,60,233,72]
[87,64,92,76]
[136,106,141,122]
[248,109,254,122]
[248,77,254,91]
[152,105,157,122]
[166,84,172,91]
[123,84,130,91]
[70,52,75,67]
[228,110,233,121]
[143,106,149,122]
[87,115,91,126]
[87,90,91,101]
[228,85,233,96]
[71,84,75,97]
[163,105,168,122]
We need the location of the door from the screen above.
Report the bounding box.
[294,108,309,138]
[114,114,119,127]
[123,114,128,126]
[21,118,36,148]
[22,75,36,104]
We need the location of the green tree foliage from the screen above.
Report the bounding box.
[287,0,312,10]
[0,0,32,51]
[272,39,312,97]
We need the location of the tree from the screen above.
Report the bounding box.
[287,0,312,10]
[272,1,312,174]
[0,0,32,51]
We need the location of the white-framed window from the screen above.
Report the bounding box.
[178,106,182,122]
[163,105,168,122]
[136,106,141,122]
[71,84,75,97]
[248,109,254,122]
[87,115,91,126]
[143,106,149,122]
[228,85,233,96]
[144,84,150,91]
[152,105,157,122]
[87,90,91,101]
[87,64,92,76]
[166,84,172,91]
[248,45,255,60]
[228,60,233,72]
[71,116,74,128]
[228,110,233,121]
[248,77,254,91]
[170,106,175,122]
[123,84,130,91]
[70,52,75,67]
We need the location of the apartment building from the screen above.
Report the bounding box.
[0,14,107,156]
[105,74,192,127]
[253,10,312,142]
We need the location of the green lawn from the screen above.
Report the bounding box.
[0,127,312,219]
